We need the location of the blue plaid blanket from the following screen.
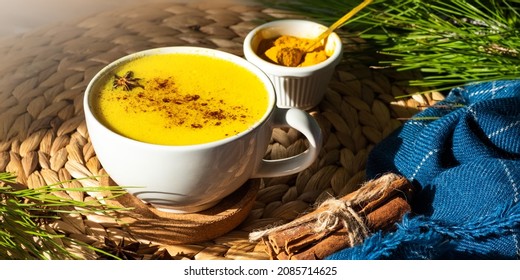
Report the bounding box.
[328,80,520,259]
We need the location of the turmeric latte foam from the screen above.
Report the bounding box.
[91,53,269,145]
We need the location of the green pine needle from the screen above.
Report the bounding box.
[0,172,129,259]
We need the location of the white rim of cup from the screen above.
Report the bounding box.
[243,19,344,77]
[84,46,277,151]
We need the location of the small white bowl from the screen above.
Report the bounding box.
[243,19,343,110]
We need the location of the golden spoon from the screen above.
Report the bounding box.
[277,0,373,67]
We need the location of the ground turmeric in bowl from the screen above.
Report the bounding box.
[257,35,329,67]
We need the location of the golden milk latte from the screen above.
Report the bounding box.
[91,53,269,145]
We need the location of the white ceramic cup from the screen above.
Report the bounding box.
[243,19,343,110]
[84,47,322,213]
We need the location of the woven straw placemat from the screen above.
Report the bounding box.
[0,1,442,259]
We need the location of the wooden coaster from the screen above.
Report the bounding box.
[104,177,262,245]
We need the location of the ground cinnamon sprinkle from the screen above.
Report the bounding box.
[114,77,249,130]
[257,35,329,67]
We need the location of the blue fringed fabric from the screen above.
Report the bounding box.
[328,80,520,259]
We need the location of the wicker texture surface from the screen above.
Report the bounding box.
[0,1,441,259]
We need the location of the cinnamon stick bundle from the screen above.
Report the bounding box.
[249,173,415,260]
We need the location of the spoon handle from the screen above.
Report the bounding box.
[307,0,373,51]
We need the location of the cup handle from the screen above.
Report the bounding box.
[251,108,322,178]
